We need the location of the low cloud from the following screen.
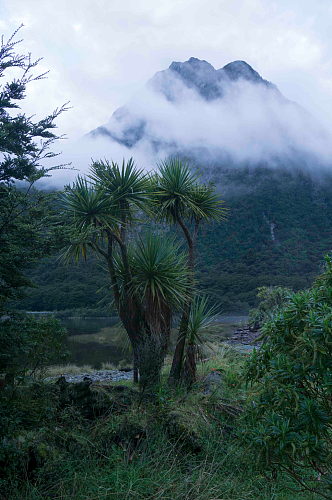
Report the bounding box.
[49,61,332,187]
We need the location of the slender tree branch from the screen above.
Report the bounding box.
[106,236,121,311]
[193,218,200,246]
[93,242,108,260]
[105,220,133,292]
[168,213,195,385]
[120,201,126,242]
[105,227,124,248]
[0,180,36,237]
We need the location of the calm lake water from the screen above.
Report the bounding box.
[59,314,248,369]
[60,317,132,369]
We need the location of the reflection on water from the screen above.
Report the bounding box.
[59,314,248,369]
[215,315,249,324]
[60,317,132,369]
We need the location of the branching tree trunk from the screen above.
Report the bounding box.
[168,216,198,385]
[105,228,143,383]
[62,158,224,389]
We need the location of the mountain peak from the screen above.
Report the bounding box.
[165,58,275,99]
[90,56,291,152]
[221,60,265,84]
[167,57,221,101]
[169,58,217,86]
[170,57,215,72]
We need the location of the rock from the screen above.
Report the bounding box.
[228,325,262,347]
[47,369,134,384]
[249,321,260,332]
[200,371,223,395]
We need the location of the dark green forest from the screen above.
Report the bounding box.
[17,165,332,314]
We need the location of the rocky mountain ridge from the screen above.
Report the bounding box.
[89,58,286,148]
[149,58,280,102]
[89,57,330,169]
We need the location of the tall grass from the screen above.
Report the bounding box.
[2,344,321,500]
[8,411,318,500]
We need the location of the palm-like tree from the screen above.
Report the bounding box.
[155,158,226,384]
[61,157,225,385]
[61,158,189,384]
[113,231,189,385]
[182,295,218,386]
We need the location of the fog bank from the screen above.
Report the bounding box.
[47,59,332,186]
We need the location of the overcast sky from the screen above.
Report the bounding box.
[2,0,332,157]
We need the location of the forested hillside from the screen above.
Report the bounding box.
[17,253,111,313]
[196,165,332,311]
[17,164,332,314]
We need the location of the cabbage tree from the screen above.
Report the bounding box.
[61,159,188,383]
[155,158,226,384]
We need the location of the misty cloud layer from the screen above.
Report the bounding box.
[49,58,332,186]
[4,0,332,154]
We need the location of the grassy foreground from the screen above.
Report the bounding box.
[1,344,319,499]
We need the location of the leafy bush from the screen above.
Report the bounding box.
[248,286,292,329]
[0,313,67,379]
[0,313,67,493]
[242,254,332,498]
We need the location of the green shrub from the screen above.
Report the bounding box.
[0,312,67,379]
[243,254,332,498]
[248,285,292,329]
[0,312,67,486]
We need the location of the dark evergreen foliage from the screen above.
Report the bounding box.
[0,25,68,182]
[0,28,68,424]
[242,253,332,498]
[0,27,69,308]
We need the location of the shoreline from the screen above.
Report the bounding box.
[45,340,261,384]
[46,369,134,384]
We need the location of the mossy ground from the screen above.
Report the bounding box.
[1,344,319,499]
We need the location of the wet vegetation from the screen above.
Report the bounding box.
[0,343,323,499]
[2,28,332,499]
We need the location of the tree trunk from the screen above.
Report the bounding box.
[182,342,196,387]
[168,307,189,385]
[104,230,142,384]
[168,215,196,386]
[133,346,139,384]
